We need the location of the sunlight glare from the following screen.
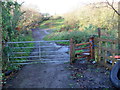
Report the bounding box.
[17,0,120,15]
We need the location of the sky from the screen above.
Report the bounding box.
[17,0,120,15]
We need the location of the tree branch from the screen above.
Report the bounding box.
[112,11,115,19]
[106,0,120,16]
[112,0,114,6]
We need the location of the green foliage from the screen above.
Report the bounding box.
[43,2,118,48]
[20,6,43,30]
[1,1,24,41]
[44,30,90,44]
[1,1,34,72]
[2,31,34,72]
[63,2,118,38]
[39,18,64,30]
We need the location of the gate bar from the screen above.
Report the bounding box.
[7,40,69,44]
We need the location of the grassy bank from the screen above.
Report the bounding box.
[42,2,118,45]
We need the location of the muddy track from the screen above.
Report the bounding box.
[5,28,72,88]
[4,28,114,88]
[30,28,69,63]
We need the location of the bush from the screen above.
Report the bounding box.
[1,1,24,42]
[62,2,118,38]
[44,30,90,44]
[1,1,34,73]
[20,6,43,30]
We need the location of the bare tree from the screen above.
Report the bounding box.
[106,0,120,16]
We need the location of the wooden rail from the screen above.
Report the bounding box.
[70,36,119,70]
[75,55,90,59]
[70,28,119,70]
[75,51,90,55]
[95,38,117,43]
[75,42,91,46]
[70,37,94,63]
[94,37,119,70]
[75,46,91,51]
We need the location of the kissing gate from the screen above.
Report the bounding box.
[6,40,70,65]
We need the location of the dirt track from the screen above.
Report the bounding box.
[4,28,114,88]
[4,28,72,88]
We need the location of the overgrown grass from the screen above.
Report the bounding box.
[42,3,118,46]
[39,18,64,30]
[2,30,34,72]
[44,31,91,44]
[63,2,118,33]
[43,18,117,46]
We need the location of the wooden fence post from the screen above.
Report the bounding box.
[98,28,101,38]
[89,36,95,60]
[70,38,75,64]
[112,42,116,66]
[94,37,97,61]
[98,41,101,62]
[98,28,101,62]
[104,42,107,64]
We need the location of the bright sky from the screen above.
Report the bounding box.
[17,0,120,15]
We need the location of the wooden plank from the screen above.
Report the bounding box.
[104,42,107,64]
[75,55,90,59]
[98,41,101,62]
[98,53,118,62]
[75,51,90,55]
[94,47,98,61]
[95,41,99,62]
[95,38,117,43]
[75,42,90,46]
[97,46,118,54]
[112,42,116,66]
[75,47,90,50]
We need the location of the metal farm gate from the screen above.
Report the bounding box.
[6,40,70,65]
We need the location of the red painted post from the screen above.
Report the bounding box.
[70,38,75,64]
[89,36,95,60]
